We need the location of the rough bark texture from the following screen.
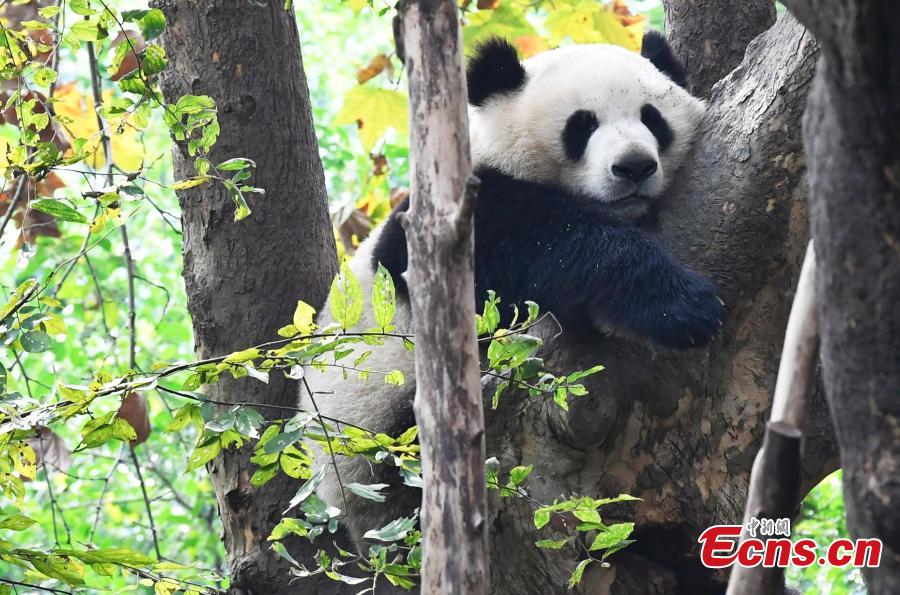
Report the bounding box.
[153,2,338,592]
[396,1,488,591]
[782,1,900,592]
[664,0,776,97]
[483,15,839,594]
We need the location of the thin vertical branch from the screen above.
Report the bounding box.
[395,1,487,592]
[129,447,162,560]
[727,242,818,595]
[90,444,125,542]
[86,38,157,564]
[0,175,28,241]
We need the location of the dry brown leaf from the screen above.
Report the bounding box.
[109,30,145,82]
[477,0,501,9]
[389,187,409,208]
[370,153,389,177]
[337,208,373,255]
[27,426,72,475]
[609,0,645,27]
[356,54,392,85]
[117,392,151,448]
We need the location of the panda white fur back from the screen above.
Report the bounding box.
[301,32,724,546]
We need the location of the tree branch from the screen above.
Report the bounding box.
[664,0,776,97]
[396,0,487,591]
[726,241,818,595]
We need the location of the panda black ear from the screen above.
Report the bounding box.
[641,31,688,88]
[466,37,527,107]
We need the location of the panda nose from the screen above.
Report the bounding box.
[611,157,658,182]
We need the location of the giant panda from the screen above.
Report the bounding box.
[300,32,723,545]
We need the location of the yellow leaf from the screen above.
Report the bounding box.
[53,83,143,171]
[171,176,212,190]
[463,4,537,52]
[13,443,36,480]
[347,0,368,13]
[42,313,67,336]
[334,85,409,152]
[546,0,602,45]
[595,8,642,52]
[292,301,317,336]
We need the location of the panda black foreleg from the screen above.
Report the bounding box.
[574,227,725,349]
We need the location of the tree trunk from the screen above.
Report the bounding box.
[484,14,839,594]
[395,0,488,591]
[781,1,900,592]
[664,0,776,97]
[153,2,338,592]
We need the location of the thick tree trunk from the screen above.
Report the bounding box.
[153,2,338,592]
[485,14,839,594]
[664,0,776,97]
[396,1,488,591]
[781,1,900,592]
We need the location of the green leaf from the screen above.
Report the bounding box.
[140,44,168,76]
[363,516,416,542]
[224,179,251,221]
[33,67,57,88]
[251,463,278,487]
[133,8,167,40]
[285,465,326,511]
[217,157,255,171]
[30,199,87,224]
[535,537,573,549]
[534,508,551,530]
[329,262,364,330]
[384,370,405,386]
[30,554,85,586]
[568,558,592,589]
[186,436,221,472]
[567,364,605,383]
[268,517,309,541]
[174,94,215,116]
[262,429,302,454]
[589,522,634,551]
[372,264,396,331]
[21,331,52,352]
[61,547,155,566]
[68,20,100,42]
[0,513,37,531]
[508,464,532,486]
[345,482,389,502]
[491,380,509,410]
[487,333,542,370]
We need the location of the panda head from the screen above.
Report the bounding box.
[467,33,705,217]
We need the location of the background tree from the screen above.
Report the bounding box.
[152,0,337,591]
[779,1,900,592]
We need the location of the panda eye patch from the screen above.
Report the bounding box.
[640,104,673,151]
[562,110,600,161]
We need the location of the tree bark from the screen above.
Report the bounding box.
[484,14,839,594]
[153,2,338,592]
[781,1,900,592]
[727,243,819,595]
[395,0,488,592]
[663,0,776,97]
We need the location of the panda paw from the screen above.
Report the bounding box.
[648,274,725,349]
